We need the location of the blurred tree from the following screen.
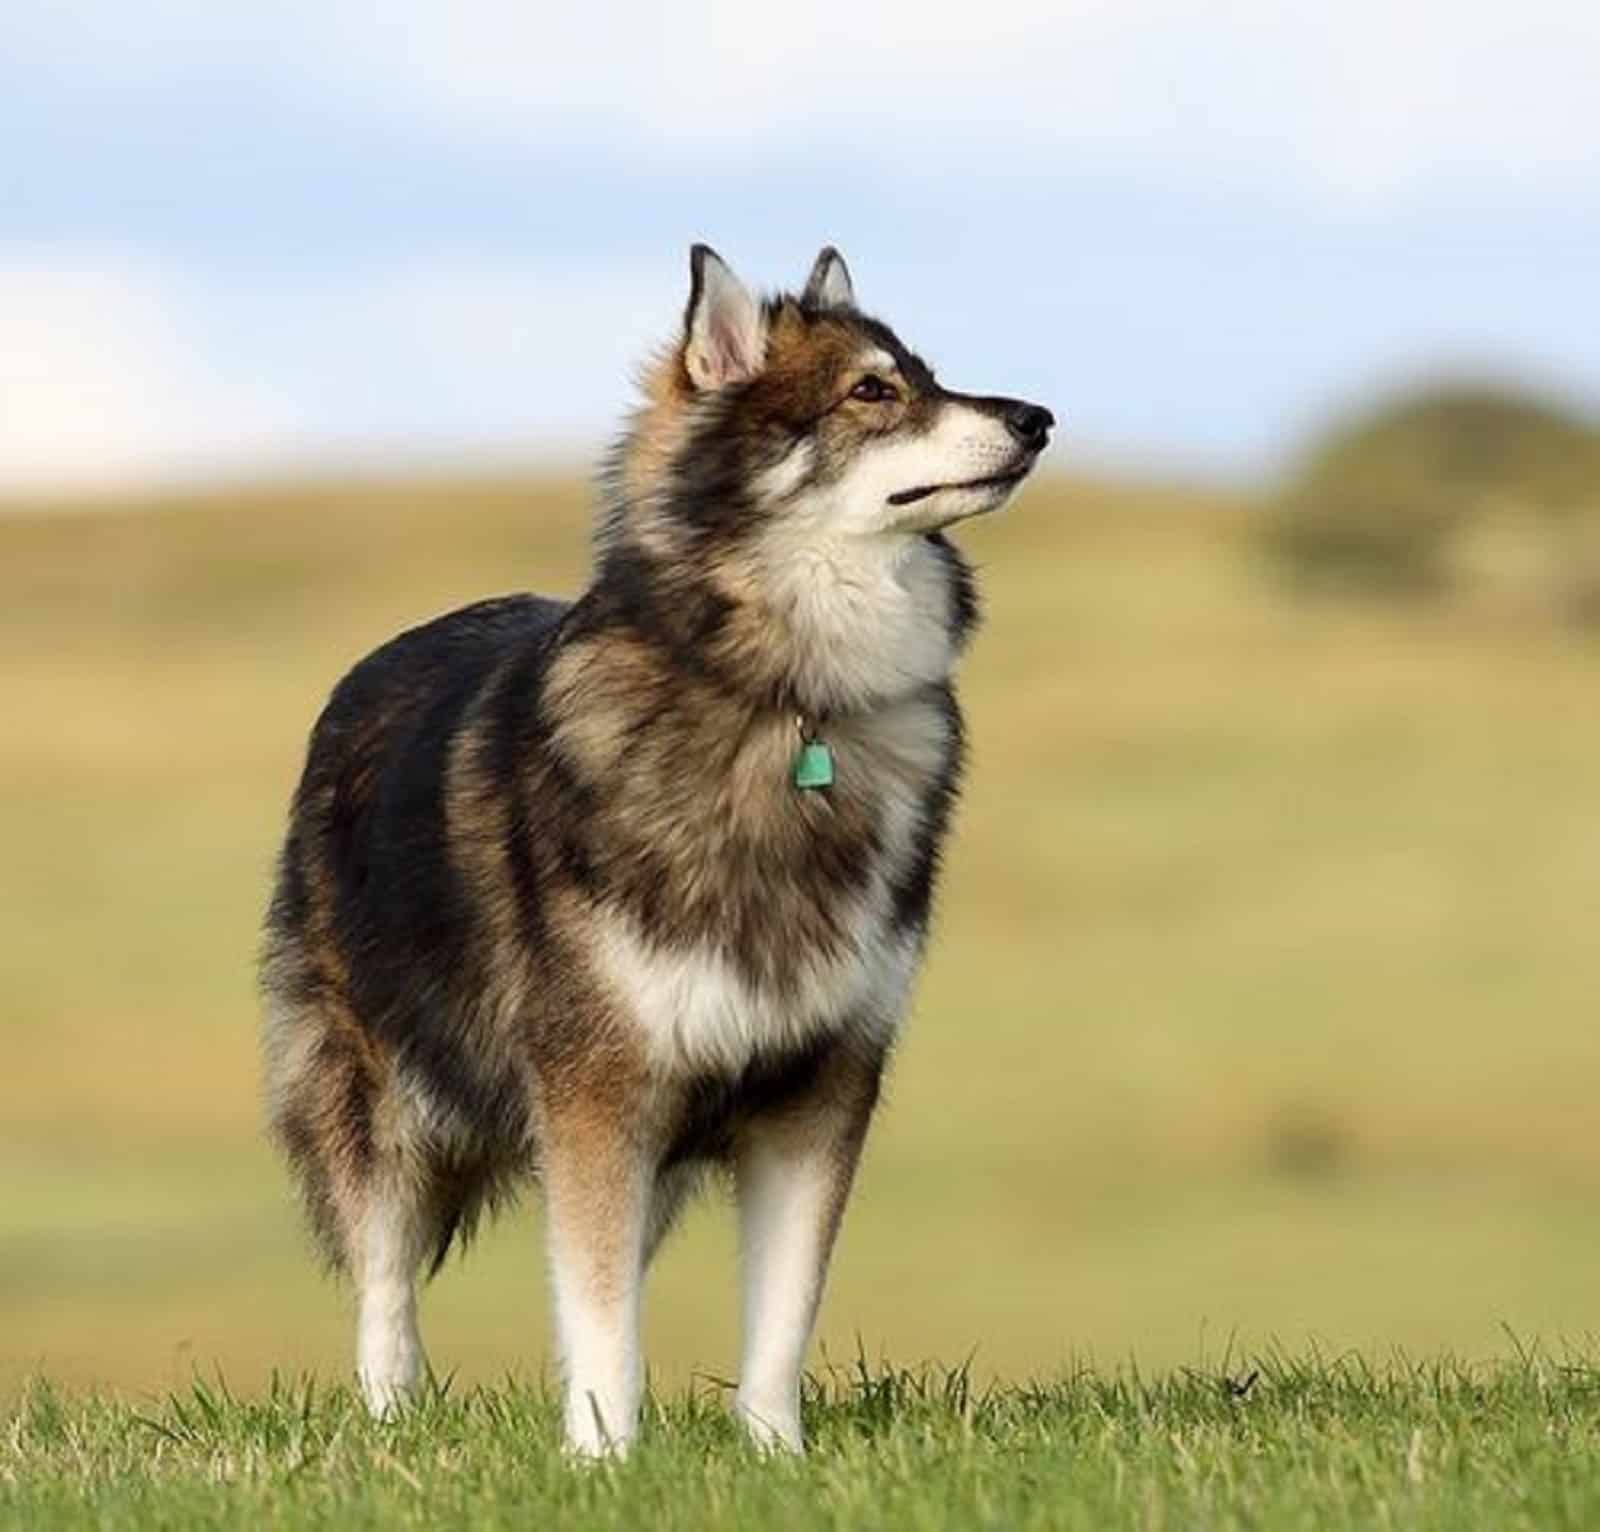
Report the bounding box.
[1264,383,1599,617]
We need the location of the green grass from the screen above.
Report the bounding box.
[4,470,1600,1411]
[8,1353,1600,1529]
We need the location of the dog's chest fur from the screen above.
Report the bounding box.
[537,643,961,1077]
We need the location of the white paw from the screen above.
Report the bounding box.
[562,1393,636,1460]
[360,1372,416,1421]
[735,1395,804,1454]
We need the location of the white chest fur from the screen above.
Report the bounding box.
[592,914,921,1076]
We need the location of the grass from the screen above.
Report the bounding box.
[3,468,1600,1423]
[7,1352,1600,1529]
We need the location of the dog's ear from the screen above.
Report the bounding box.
[802,245,855,310]
[683,245,766,391]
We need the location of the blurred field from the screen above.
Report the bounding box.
[3,472,1599,1401]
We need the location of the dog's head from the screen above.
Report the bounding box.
[609,245,1053,543]
[600,246,1054,710]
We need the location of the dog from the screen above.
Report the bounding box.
[260,244,1053,1455]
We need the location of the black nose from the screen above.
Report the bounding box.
[1004,401,1055,451]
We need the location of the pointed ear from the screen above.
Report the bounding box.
[802,245,856,310]
[683,244,767,391]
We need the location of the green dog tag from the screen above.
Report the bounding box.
[792,739,835,790]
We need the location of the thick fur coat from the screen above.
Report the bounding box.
[261,245,1052,1453]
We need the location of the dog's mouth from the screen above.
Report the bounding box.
[886,469,1028,508]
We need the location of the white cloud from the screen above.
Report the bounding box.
[408,2,1600,209]
[0,255,299,495]
[240,260,678,448]
[11,0,1597,211]
[0,250,679,493]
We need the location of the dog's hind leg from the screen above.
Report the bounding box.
[732,1042,883,1452]
[262,995,442,1417]
[353,1169,434,1417]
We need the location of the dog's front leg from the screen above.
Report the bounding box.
[540,1101,651,1457]
[733,1042,883,1452]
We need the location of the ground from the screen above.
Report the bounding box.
[7,1354,1600,1529]
[3,471,1599,1522]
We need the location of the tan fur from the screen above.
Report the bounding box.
[617,347,696,508]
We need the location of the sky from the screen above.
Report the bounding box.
[3,1,1598,494]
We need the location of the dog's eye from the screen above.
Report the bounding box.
[849,374,897,403]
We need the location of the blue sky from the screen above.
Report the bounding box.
[3,1,1598,492]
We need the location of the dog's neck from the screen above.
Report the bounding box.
[739,530,970,715]
[589,526,977,719]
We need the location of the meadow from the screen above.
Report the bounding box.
[3,471,1600,1521]
[7,1354,1600,1529]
